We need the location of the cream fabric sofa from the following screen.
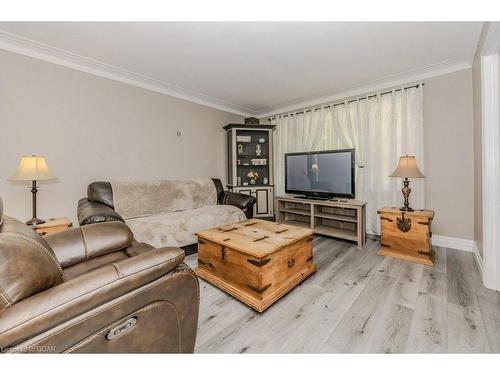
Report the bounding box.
[77,178,256,254]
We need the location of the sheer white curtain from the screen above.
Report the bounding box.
[272,86,424,234]
[273,108,332,196]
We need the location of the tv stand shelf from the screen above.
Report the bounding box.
[276,195,367,248]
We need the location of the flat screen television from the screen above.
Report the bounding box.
[285,149,355,199]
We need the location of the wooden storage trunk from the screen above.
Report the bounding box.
[195,219,315,312]
[378,207,435,265]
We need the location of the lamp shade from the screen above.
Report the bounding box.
[8,155,57,181]
[390,155,424,178]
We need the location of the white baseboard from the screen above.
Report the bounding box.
[431,235,475,252]
[431,235,484,276]
[473,241,484,277]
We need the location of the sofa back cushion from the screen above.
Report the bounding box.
[110,178,217,219]
[88,181,115,208]
[0,201,64,312]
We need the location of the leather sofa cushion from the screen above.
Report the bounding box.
[88,181,114,208]
[0,247,185,348]
[64,242,155,280]
[45,221,134,268]
[0,216,65,312]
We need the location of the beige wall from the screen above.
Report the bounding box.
[0,50,243,224]
[423,69,474,240]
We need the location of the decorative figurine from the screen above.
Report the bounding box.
[247,171,259,185]
[259,137,265,143]
[263,177,268,185]
[256,144,262,156]
[238,144,244,155]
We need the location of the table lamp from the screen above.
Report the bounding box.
[389,155,424,212]
[9,155,57,225]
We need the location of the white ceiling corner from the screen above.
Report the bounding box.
[0,22,483,118]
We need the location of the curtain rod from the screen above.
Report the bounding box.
[269,83,424,120]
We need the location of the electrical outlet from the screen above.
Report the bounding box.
[176,131,181,137]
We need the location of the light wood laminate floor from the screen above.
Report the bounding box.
[185,236,500,353]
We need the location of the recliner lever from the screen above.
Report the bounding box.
[106,317,137,341]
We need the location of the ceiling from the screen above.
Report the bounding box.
[0,22,483,116]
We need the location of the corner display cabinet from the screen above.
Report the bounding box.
[223,123,276,218]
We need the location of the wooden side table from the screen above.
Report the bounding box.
[377,207,435,266]
[32,217,73,236]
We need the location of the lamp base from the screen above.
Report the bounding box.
[26,217,45,226]
[399,178,414,212]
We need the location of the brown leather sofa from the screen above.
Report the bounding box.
[0,198,199,353]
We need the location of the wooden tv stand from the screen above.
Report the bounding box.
[276,195,367,248]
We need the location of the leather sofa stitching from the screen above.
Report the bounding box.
[0,254,187,335]
[0,232,65,281]
[119,253,184,278]
[15,268,198,348]
[0,285,13,307]
[80,227,89,260]
[111,263,123,278]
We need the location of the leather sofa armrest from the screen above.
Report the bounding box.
[77,198,124,226]
[221,191,256,219]
[45,222,134,267]
[0,247,185,349]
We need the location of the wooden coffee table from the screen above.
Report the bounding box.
[195,219,315,312]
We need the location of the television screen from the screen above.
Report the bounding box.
[285,149,355,198]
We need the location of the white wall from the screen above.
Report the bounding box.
[472,23,489,257]
[0,49,243,224]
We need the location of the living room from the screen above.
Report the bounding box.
[1,0,500,372]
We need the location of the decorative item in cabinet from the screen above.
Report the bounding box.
[251,159,267,166]
[224,123,276,218]
[237,135,252,142]
[256,144,262,156]
[244,117,260,125]
[247,171,259,185]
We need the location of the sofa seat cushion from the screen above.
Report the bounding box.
[125,205,246,248]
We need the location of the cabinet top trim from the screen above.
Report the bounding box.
[223,124,276,131]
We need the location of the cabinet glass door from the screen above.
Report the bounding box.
[235,130,269,186]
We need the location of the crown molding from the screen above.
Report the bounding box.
[0,30,254,117]
[0,29,474,119]
[257,60,472,118]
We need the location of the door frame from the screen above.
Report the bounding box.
[481,22,500,290]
